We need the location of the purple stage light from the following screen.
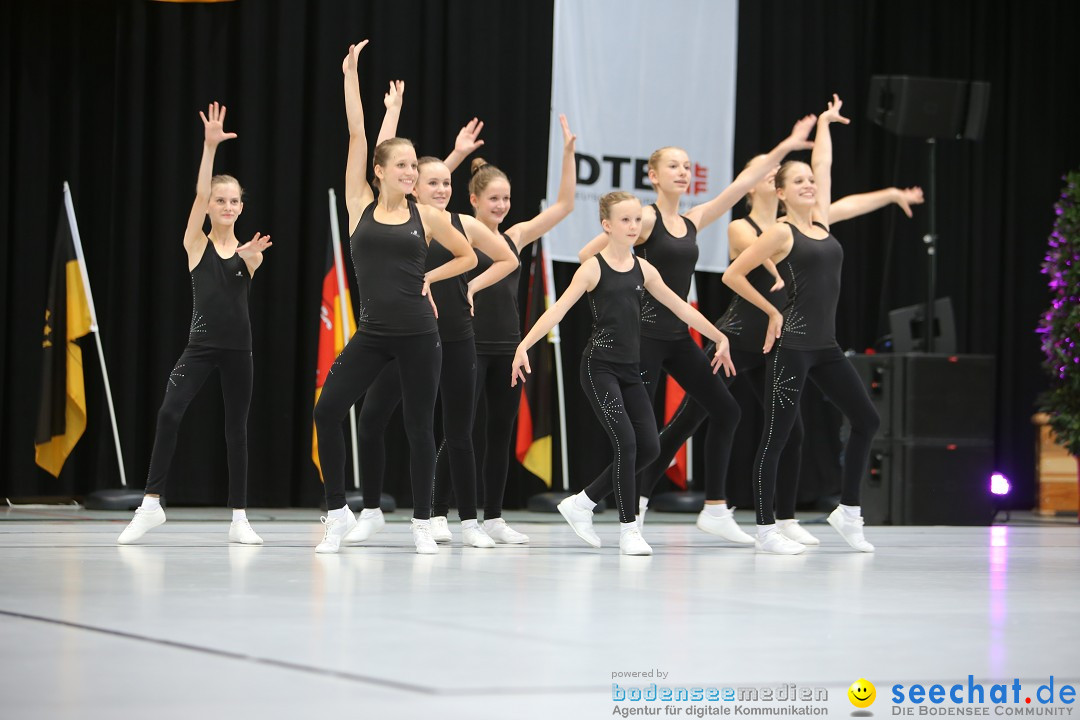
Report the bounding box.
[990,472,1011,496]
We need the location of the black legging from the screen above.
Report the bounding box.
[754,345,879,525]
[145,345,252,508]
[584,334,740,504]
[357,337,479,521]
[467,353,520,520]
[640,346,806,519]
[580,356,660,524]
[313,331,442,515]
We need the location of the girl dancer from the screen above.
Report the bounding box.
[514,192,735,555]
[118,102,271,545]
[568,118,816,544]
[313,41,476,555]
[723,94,880,554]
[642,169,922,545]
[350,83,518,548]
[463,114,577,542]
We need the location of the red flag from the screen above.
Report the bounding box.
[663,280,701,489]
[312,234,356,480]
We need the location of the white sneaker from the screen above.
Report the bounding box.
[557,495,601,548]
[755,529,807,555]
[827,508,875,552]
[429,516,452,543]
[315,513,354,554]
[462,524,496,548]
[228,519,263,545]
[696,506,755,544]
[619,527,653,556]
[412,520,439,555]
[117,506,166,544]
[777,519,820,545]
[344,508,384,544]
[484,518,529,544]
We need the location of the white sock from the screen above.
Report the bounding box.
[777,518,796,527]
[328,506,349,522]
[704,502,729,517]
[140,496,161,511]
[840,504,861,519]
[638,497,649,514]
[461,519,478,530]
[483,518,501,530]
[412,518,431,528]
[574,492,597,511]
[232,509,247,522]
[620,521,638,536]
[360,508,381,519]
[757,523,777,539]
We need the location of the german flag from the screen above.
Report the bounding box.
[312,232,356,480]
[35,211,93,477]
[515,241,553,487]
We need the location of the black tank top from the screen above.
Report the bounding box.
[350,198,438,337]
[471,232,520,355]
[777,221,843,350]
[426,214,473,343]
[586,254,645,363]
[718,217,792,351]
[188,239,251,351]
[636,204,699,341]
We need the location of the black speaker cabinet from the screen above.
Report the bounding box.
[862,440,995,526]
[850,354,997,525]
[868,75,990,141]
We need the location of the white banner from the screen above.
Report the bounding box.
[545,0,739,271]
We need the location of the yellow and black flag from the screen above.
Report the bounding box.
[35,211,92,477]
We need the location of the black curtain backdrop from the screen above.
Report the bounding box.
[3,0,1077,512]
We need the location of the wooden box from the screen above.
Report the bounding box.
[1032,413,1079,515]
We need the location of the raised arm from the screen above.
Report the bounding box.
[459,214,518,312]
[343,41,374,234]
[683,115,816,232]
[505,114,577,251]
[828,186,924,224]
[723,224,794,353]
[511,259,599,385]
[375,80,404,147]
[641,260,735,376]
[577,232,609,263]
[184,102,236,261]
[443,117,485,174]
[811,94,849,227]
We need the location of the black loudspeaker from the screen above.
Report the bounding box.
[849,354,996,525]
[888,297,957,353]
[867,75,990,141]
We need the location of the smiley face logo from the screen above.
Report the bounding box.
[848,678,876,708]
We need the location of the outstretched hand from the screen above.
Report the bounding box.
[710,336,737,377]
[785,114,817,151]
[237,232,272,257]
[895,186,925,217]
[342,40,369,75]
[820,93,850,126]
[199,102,237,147]
[510,346,531,387]
[384,80,404,110]
[560,113,576,154]
[454,117,485,157]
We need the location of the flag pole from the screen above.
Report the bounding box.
[327,189,361,495]
[67,182,142,510]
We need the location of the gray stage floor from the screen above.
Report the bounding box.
[2,505,1079,719]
